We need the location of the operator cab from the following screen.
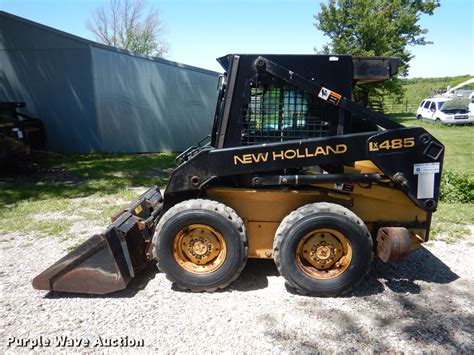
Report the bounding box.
[211,54,399,149]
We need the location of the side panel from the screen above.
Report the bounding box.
[205,186,427,259]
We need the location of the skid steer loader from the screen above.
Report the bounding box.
[33,54,444,296]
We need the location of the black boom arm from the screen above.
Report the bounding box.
[254,56,403,130]
[164,126,444,212]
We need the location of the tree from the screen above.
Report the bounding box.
[314,0,440,103]
[86,0,168,57]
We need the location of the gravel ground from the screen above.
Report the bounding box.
[1,226,473,353]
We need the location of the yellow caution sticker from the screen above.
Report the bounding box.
[134,205,143,215]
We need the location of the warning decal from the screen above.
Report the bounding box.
[413,162,440,175]
[318,87,342,105]
[134,205,143,215]
[334,183,354,192]
[413,162,440,199]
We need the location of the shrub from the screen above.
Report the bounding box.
[440,170,473,203]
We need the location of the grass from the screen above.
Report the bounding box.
[400,75,473,103]
[0,153,176,237]
[430,202,473,244]
[430,224,471,244]
[435,202,474,225]
[430,220,471,244]
[0,153,176,206]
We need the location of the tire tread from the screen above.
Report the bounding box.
[273,202,373,296]
[152,199,248,292]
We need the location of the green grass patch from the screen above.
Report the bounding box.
[0,153,176,236]
[430,222,471,244]
[36,219,74,237]
[434,202,474,225]
[0,152,176,206]
[430,202,473,243]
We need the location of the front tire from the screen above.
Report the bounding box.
[153,199,248,292]
[273,202,373,296]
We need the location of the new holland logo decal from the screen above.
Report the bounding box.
[233,144,348,165]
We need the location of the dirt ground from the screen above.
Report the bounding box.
[1,222,473,353]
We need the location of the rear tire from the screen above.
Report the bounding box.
[416,114,422,120]
[273,202,373,296]
[153,199,248,292]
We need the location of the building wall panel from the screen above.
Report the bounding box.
[92,47,218,152]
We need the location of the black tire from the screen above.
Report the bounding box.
[152,199,248,292]
[416,114,422,120]
[273,202,373,296]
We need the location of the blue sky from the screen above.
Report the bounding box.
[1,0,473,77]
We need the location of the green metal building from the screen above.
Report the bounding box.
[0,11,219,152]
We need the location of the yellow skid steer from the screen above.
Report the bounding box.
[33,55,443,296]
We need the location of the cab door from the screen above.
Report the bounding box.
[421,100,432,119]
[428,101,437,120]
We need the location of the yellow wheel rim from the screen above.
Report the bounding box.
[296,228,352,279]
[173,224,227,274]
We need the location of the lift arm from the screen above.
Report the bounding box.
[254,56,403,130]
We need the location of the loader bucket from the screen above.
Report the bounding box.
[32,186,163,294]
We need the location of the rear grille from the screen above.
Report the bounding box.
[240,82,332,146]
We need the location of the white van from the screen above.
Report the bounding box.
[416,97,473,124]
